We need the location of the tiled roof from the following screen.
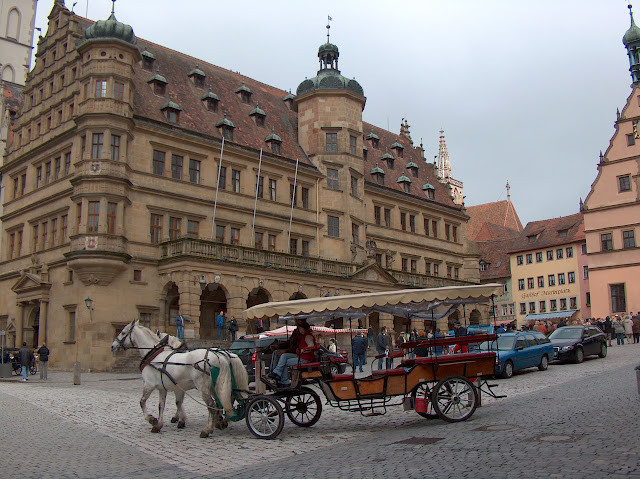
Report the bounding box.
[2,81,23,113]
[476,237,515,281]
[509,212,584,254]
[465,200,523,241]
[474,222,520,242]
[70,14,455,209]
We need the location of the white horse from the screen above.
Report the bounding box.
[111,320,248,437]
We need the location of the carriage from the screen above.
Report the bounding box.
[234,283,507,439]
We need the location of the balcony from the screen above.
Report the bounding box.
[389,270,473,288]
[160,238,355,277]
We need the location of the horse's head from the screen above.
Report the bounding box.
[112,320,137,353]
[156,330,185,350]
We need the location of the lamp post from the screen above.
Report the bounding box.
[73,297,94,385]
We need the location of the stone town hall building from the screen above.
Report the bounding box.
[0,2,481,370]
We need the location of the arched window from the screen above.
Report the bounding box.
[6,8,21,40]
[1,64,16,82]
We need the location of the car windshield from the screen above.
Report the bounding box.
[479,336,515,351]
[229,340,253,354]
[549,328,583,340]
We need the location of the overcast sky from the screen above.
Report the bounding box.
[36,0,634,225]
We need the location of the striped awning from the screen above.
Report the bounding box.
[523,310,579,322]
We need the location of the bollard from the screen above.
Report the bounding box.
[73,361,81,385]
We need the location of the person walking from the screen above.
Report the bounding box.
[37,343,50,380]
[623,314,634,344]
[604,316,613,346]
[229,316,239,342]
[614,317,626,345]
[175,311,189,340]
[216,311,225,340]
[384,328,394,369]
[376,327,387,370]
[367,326,374,349]
[632,313,640,344]
[19,342,31,382]
[352,332,367,373]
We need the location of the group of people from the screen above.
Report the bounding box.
[174,311,239,341]
[14,342,49,381]
[598,314,640,345]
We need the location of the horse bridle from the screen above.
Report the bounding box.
[114,322,136,350]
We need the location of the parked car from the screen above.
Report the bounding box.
[478,331,553,379]
[549,325,607,363]
[228,335,348,382]
[467,324,495,336]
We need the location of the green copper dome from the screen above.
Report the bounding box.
[85,12,136,46]
[624,5,640,45]
[370,163,385,175]
[397,173,411,184]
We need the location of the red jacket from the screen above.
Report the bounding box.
[296,332,316,362]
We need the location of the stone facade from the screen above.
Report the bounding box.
[0,3,482,371]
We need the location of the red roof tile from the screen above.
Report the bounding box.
[465,200,523,241]
[509,212,584,254]
[477,237,515,280]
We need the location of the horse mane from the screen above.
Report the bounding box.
[155,330,187,350]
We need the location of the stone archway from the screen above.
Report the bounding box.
[164,282,180,332]
[200,284,227,340]
[247,287,271,333]
[448,310,460,331]
[469,309,482,325]
[289,292,307,300]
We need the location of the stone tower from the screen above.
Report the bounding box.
[436,129,464,205]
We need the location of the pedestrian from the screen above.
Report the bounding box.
[175,311,190,339]
[367,326,374,349]
[229,316,239,342]
[623,314,633,343]
[351,332,367,373]
[604,316,613,345]
[37,343,50,380]
[255,317,264,333]
[19,342,31,382]
[415,330,429,357]
[632,314,640,344]
[614,317,625,345]
[384,328,394,369]
[216,311,225,340]
[328,338,337,353]
[376,327,387,370]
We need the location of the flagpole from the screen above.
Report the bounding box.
[250,149,263,247]
[211,137,225,241]
[287,159,299,253]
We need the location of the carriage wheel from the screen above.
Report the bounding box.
[29,365,37,376]
[285,387,323,427]
[13,365,22,376]
[430,375,478,423]
[245,395,284,440]
[411,382,438,419]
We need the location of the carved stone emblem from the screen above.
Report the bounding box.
[85,236,98,249]
[214,275,221,284]
[89,162,101,174]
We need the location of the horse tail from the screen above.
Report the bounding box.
[210,354,233,412]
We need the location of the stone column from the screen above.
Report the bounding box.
[38,300,48,346]
[15,302,24,346]
[178,279,200,339]
[378,312,394,331]
[227,284,247,335]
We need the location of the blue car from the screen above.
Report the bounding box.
[478,331,553,379]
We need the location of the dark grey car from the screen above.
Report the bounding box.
[549,326,607,363]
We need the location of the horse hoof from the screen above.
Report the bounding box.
[170,417,178,423]
[149,416,158,426]
[151,426,161,433]
[177,420,186,429]
[199,431,209,438]
[215,419,229,430]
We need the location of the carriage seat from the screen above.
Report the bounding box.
[289,361,322,371]
[330,373,354,381]
[373,350,405,360]
[401,351,496,367]
[371,368,408,377]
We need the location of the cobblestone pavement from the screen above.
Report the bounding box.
[1,343,639,478]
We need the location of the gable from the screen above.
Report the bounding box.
[350,262,398,285]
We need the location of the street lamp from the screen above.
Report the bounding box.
[84,297,94,321]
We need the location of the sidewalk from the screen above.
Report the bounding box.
[0,370,140,384]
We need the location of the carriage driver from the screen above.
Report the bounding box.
[269,321,316,386]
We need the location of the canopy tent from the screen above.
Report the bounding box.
[263,325,367,336]
[523,310,579,323]
[243,283,504,320]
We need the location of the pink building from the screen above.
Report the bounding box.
[582,5,640,318]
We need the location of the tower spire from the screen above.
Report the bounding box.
[437,129,451,180]
[623,4,640,83]
[506,178,511,202]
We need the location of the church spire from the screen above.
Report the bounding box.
[623,4,640,83]
[437,129,451,180]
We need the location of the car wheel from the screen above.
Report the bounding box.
[538,355,548,371]
[329,364,340,376]
[598,343,607,358]
[500,360,514,379]
[573,347,584,364]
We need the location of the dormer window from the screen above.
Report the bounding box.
[282,91,295,110]
[390,139,404,158]
[265,128,282,155]
[406,159,419,177]
[370,163,385,186]
[558,229,568,238]
[235,82,252,104]
[161,96,181,124]
[216,114,235,141]
[397,173,411,194]
[141,46,156,71]
[201,86,219,112]
[363,146,368,160]
[188,64,206,88]
[148,69,167,95]
[422,181,435,200]
[380,148,394,170]
[249,102,266,127]
[365,129,380,149]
